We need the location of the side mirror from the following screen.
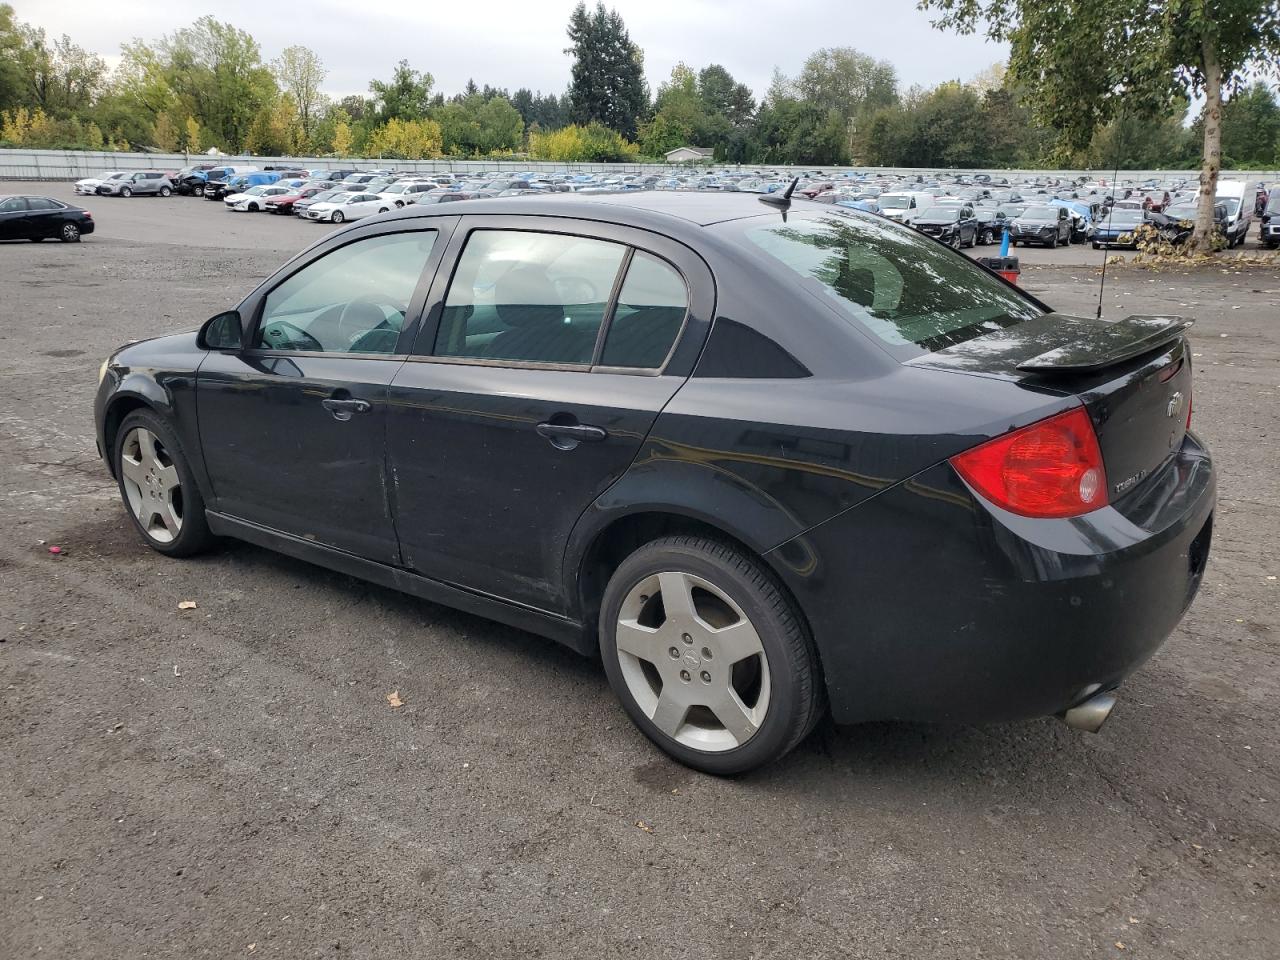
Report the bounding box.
[198,310,243,351]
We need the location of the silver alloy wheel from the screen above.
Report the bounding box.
[119,427,183,544]
[615,571,771,752]
[61,223,79,242]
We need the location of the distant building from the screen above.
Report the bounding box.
[664,146,714,163]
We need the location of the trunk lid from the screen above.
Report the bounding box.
[910,312,1194,507]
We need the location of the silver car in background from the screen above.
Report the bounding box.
[97,171,173,198]
[75,171,125,195]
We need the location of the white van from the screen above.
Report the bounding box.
[1200,179,1252,248]
[879,191,932,226]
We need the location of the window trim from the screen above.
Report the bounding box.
[236,218,458,360]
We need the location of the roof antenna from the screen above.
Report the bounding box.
[759,176,799,210]
[1096,113,1125,320]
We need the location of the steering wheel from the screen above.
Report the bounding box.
[262,320,322,352]
[337,292,408,344]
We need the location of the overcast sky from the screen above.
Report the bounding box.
[13,0,1008,101]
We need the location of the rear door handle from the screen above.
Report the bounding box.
[536,421,607,448]
[322,397,372,420]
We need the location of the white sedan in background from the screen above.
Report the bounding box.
[302,192,391,223]
[224,185,294,212]
[76,171,125,195]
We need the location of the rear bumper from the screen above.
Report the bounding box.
[768,432,1215,725]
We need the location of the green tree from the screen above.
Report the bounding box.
[151,111,179,151]
[565,2,648,138]
[16,26,106,118]
[183,115,201,153]
[0,5,25,113]
[919,0,1280,253]
[1218,81,1280,165]
[272,45,326,145]
[159,17,277,151]
[369,59,433,124]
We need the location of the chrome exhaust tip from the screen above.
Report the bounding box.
[1061,690,1117,733]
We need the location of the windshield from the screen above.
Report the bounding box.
[1268,193,1280,215]
[310,190,341,203]
[1020,206,1057,219]
[919,207,960,221]
[880,196,910,209]
[730,211,1041,356]
[244,186,266,196]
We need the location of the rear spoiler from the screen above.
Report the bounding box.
[1016,314,1193,373]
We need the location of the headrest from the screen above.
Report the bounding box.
[494,267,565,328]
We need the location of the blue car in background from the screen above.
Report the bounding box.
[1092,207,1148,248]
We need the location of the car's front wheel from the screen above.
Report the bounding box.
[193,184,205,197]
[599,535,824,775]
[981,228,994,245]
[121,186,132,198]
[331,211,344,223]
[60,223,80,242]
[113,409,213,557]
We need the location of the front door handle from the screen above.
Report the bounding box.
[322,397,372,421]
[536,421,607,449]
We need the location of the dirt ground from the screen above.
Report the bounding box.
[1,186,1278,959]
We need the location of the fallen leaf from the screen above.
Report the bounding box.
[1115,942,1125,950]
[1129,917,1141,924]
[386,690,403,708]
[178,600,197,610]
[635,819,655,834]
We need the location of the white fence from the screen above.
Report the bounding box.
[1,147,1276,183]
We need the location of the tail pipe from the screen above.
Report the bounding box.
[1060,689,1118,733]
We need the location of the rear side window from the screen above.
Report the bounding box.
[734,212,1040,356]
[432,230,627,365]
[600,252,688,368]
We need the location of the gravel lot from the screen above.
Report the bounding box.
[2,184,1279,960]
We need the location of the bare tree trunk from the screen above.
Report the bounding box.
[1191,37,1223,256]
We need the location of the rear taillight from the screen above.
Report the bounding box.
[950,407,1107,518]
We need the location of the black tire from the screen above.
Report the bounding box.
[121,186,132,198]
[193,184,205,197]
[981,228,994,245]
[1092,241,1101,249]
[248,202,258,212]
[331,211,344,223]
[113,409,214,558]
[379,207,389,214]
[1048,234,1058,249]
[950,234,961,249]
[599,535,825,775]
[60,222,80,243]
[159,186,171,197]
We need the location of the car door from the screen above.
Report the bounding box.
[385,215,715,613]
[196,219,455,564]
[0,196,32,239]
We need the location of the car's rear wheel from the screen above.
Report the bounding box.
[121,186,132,198]
[160,186,171,197]
[331,211,344,223]
[113,409,213,557]
[599,535,824,775]
[60,223,80,242]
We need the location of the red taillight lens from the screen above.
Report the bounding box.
[950,407,1108,518]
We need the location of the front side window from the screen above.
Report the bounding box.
[432,230,627,365]
[600,252,688,369]
[732,211,1041,356]
[256,231,437,355]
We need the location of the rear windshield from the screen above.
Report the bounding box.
[728,211,1041,356]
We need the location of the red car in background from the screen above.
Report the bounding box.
[264,185,331,215]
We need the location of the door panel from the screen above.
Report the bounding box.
[386,363,683,610]
[197,354,404,563]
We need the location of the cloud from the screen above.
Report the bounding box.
[12,0,1008,100]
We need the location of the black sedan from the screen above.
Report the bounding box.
[0,194,94,242]
[912,204,978,248]
[1009,203,1074,247]
[93,193,1214,774]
